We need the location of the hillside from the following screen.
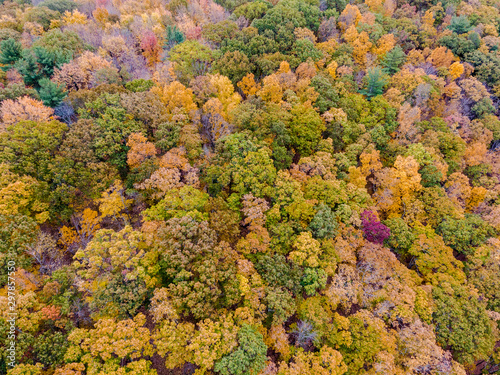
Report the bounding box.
[0,0,500,373]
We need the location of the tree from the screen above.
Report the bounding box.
[214,324,268,375]
[73,226,158,317]
[0,214,38,286]
[308,203,337,239]
[141,31,161,67]
[360,210,390,244]
[155,216,240,319]
[168,41,214,84]
[436,215,496,256]
[448,15,472,35]
[432,285,496,365]
[62,314,156,374]
[289,102,325,156]
[381,46,406,75]
[165,25,185,50]
[0,38,22,71]
[278,346,347,375]
[359,67,387,99]
[38,78,66,108]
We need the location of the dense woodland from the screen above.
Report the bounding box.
[1,0,500,373]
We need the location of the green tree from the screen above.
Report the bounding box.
[38,0,77,12]
[448,15,472,35]
[169,40,213,84]
[289,103,325,156]
[436,215,496,256]
[38,78,66,107]
[164,25,185,50]
[433,285,495,365]
[381,46,406,74]
[308,203,337,239]
[0,38,22,71]
[359,67,387,99]
[215,325,268,375]
[156,216,240,319]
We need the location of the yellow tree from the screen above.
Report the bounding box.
[97,180,132,225]
[237,73,261,97]
[151,81,197,120]
[373,156,422,218]
[1,96,54,129]
[338,4,362,32]
[62,314,156,375]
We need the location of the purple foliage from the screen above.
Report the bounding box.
[361,210,391,245]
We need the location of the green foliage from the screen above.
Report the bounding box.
[0,120,67,182]
[381,46,406,74]
[169,40,213,83]
[157,216,240,319]
[38,0,77,12]
[38,78,67,107]
[448,15,472,34]
[383,217,415,255]
[308,203,337,239]
[125,79,154,92]
[301,267,327,296]
[144,186,210,221]
[154,121,181,152]
[0,83,39,101]
[0,215,37,286]
[0,38,22,70]
[359,67,387,99]
[433,285,495,365]
[439,33,477,58]
[165,25,185,50]
[215,324,268,375]
[15,46,72,88]
[255,254,303,295]
[289,103,325,156]
[437,215,496,255]
[311,73,340,113]
[78,93,146,173]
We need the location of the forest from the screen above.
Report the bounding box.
[0,0,500,373]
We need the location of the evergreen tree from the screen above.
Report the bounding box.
[448,15,472,35]
[38,78,67,107]
[360,67,387,99]
[382,46,406,74]
[0,38,22,71]
[165,25,185,50]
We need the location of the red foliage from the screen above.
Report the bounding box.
[361,210,391,245]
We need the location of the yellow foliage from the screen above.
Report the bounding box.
[62,10,87,25]
[0,165,49,223]
[289,232,322,267]
[365,0,383,13]
[258,74,283,103]
[338,4,362,32]
[151,81,197,119]
[93,7,109,26]
[449,62,464,80]
[59,208,101,249]
[278,346,347,375]
[238,73,261,97]
[374,156,422,217]
[373,33,396,58]
[326,61,338,79]
[207,73,241,120]
[98,180,132,223]
[359,149,383,176]
[466,186,487,211]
